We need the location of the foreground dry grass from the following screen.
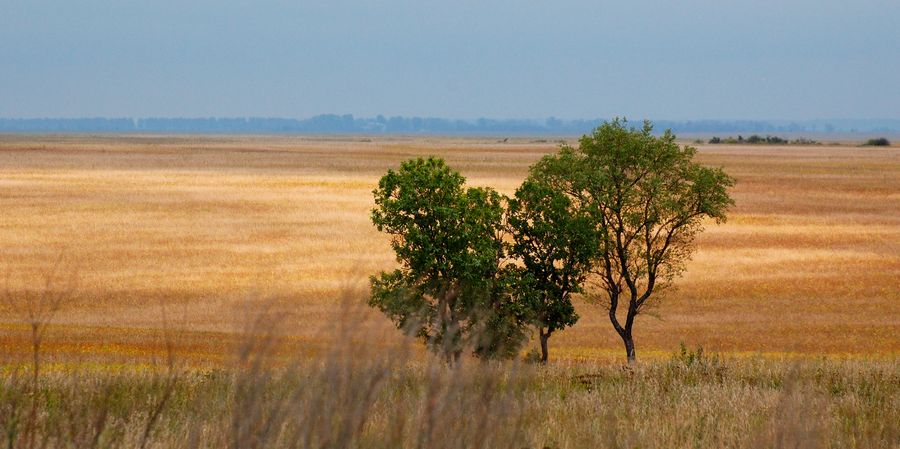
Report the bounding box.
[0,134,898,365]
[1,308,898,449]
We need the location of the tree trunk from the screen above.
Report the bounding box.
[438,285,462,366]
[622,332,636,364]
[539,328,550,364]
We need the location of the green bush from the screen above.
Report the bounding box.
[863,137,890,146]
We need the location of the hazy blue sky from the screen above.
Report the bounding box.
[2,0,898,120]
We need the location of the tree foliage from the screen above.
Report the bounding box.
[506,177,599,363]
[369,157,525,362]
[369,122,734,365]
[533,119,735,363]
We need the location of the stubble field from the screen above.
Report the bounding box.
[0,134,898,366]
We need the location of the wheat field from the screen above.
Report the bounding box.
[0,134,897,366]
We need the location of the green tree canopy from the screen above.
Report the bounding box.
[507,177,599,363]
[532,119,735,363]
[369,157,521,362]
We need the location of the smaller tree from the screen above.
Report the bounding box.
[369,157,522,363]
[507,178,599,363]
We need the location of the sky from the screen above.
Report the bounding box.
[2,0,898,120]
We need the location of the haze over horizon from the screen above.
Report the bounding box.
[2,0,898,120]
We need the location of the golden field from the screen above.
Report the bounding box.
[0,134,898,365]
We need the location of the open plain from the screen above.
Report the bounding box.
[0,134,898,366]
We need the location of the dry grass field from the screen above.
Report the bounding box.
[0,134,898,366]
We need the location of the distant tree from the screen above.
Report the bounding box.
[369,157,525,363]
[863,137,890,146]
[738,135,790,145]
[506,178,599,363]
[746,135,763,144]
[791,138,818,145]
[708,137,722,144]
[532,119,735,363]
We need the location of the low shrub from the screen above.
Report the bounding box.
[863,137,890,146]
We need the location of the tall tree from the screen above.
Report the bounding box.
[369,157,519,362]
[533,119,734,363]
[507,178,599,363]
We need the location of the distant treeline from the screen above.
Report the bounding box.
[707,135,819,145]
[1,116,899,135]
[706,135,893,146]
